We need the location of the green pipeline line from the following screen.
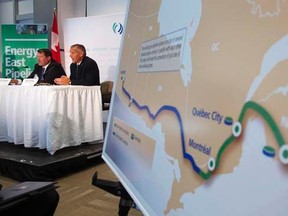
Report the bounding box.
[199,101,285,180]
[240,101,285,147]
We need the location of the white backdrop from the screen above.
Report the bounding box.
[63,13,124,82]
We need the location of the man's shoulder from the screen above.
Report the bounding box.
[83,56,97,64]
[34,63,40,69]
[49,60,64,69]
[50,60,62,66]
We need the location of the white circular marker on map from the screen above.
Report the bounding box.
[232,122,242,137]
[208,157,216,171]
[279,144,288,164]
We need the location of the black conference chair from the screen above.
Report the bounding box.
[100,81,113,110]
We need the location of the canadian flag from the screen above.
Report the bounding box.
[51,10,61,63]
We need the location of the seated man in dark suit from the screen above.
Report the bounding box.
[28,48,66,85]
[54,44,100,86]
[10,48,66,85]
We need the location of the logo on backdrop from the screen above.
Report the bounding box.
[112,22,123,35]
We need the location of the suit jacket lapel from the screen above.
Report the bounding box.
[45,61,56,75]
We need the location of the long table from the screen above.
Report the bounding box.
[0,85,103,155]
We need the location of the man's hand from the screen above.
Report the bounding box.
[9,79,19,85]
[54,76,71,85]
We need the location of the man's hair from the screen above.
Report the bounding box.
[37,48,52,58]
[71,44,86,57]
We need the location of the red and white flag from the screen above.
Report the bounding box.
[51,10,61,63]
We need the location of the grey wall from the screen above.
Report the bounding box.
[0,0,14,76]
[87,0,128,16]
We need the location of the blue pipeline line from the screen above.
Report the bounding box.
[122,86,201,174]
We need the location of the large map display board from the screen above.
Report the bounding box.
[102,1,288,215]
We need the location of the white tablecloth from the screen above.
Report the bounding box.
[0,85,103,154]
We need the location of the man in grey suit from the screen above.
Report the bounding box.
[54,44,100,86]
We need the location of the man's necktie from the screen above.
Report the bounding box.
[40,67,45,81]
